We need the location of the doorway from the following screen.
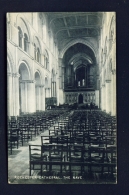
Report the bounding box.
[78,94,83,104]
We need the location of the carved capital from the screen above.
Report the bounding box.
[12,73,20,78]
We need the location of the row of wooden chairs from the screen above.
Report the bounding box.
[29,143,116,179]
[29,110,117,179]
[8,109,70,154]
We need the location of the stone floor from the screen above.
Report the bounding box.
[8,128,50,184]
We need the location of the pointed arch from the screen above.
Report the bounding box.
[60,38,97,58]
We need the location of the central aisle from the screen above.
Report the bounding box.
[8,128,50,184]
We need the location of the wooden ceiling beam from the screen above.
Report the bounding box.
[55,26,100,36]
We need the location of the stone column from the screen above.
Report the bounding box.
[20,81,25,113]
[51,81,54,97]
[12,73,20,116]
[45,88,46,98]
[40,85,45,111]
[35,86,39,111]
[7,72,13,116]
[55,82,57,97]
[27,80,36,113]
[62,66,65,89]
[56,77,59,106]
[105,80,111,114]
[39,86,42,110]
[59,58,63,89]
[101,84,105,111]
[51,79,53,97]
[100,87,102,110]
[53,82,55,97]
[15,73,20,116]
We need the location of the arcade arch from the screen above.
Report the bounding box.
[19,62,35,114]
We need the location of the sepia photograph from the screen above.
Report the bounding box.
[7,12,116,184]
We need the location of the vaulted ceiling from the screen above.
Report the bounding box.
[47,12,103,49]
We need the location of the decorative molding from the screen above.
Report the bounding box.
[20,80,36,83]
[12,73,20,78]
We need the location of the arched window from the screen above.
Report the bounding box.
[18,26,23,48]
[46,58,48,69]
[37,47,40,63]
[24,33,28,52]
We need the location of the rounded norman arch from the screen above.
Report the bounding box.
[34,70,42,85]
[16,13,32,42]
[18,60,31,80]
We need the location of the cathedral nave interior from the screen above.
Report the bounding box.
[7,12,116,184]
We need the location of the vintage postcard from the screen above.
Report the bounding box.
[7,12,116,184]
